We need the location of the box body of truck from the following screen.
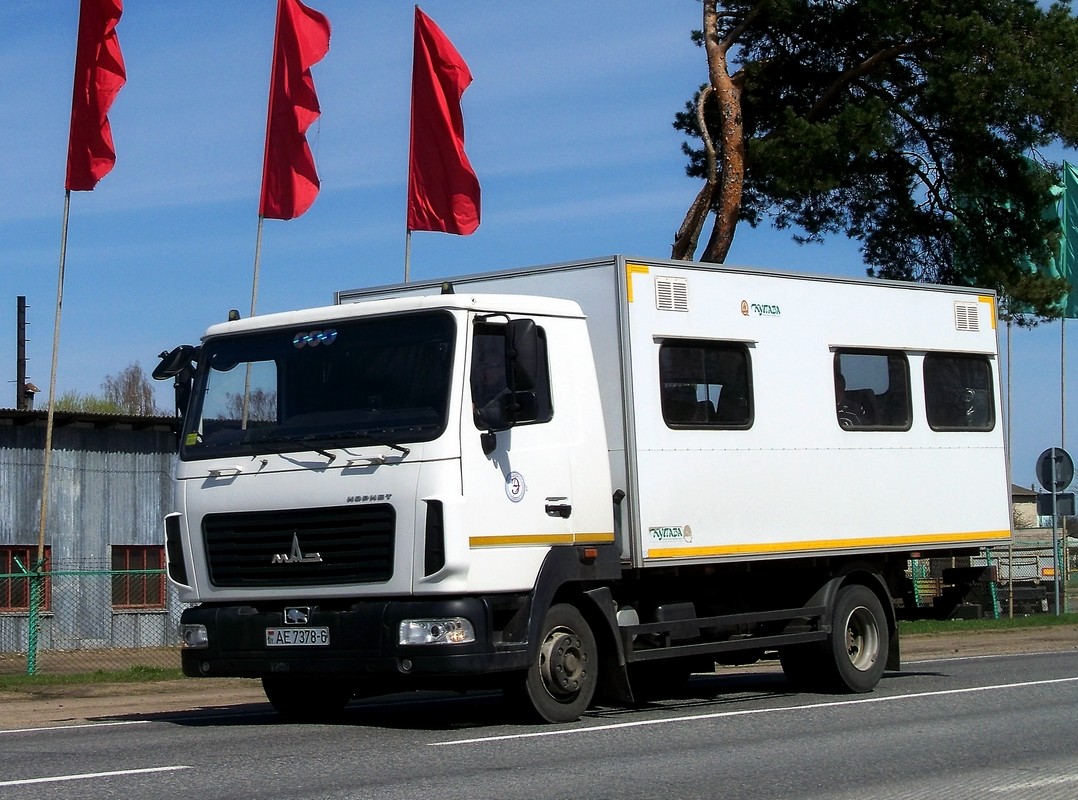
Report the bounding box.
[162,255,1010,721]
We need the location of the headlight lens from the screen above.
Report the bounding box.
[398,617,476,646]
[179,623,209,649]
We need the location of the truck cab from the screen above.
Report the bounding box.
[161,293,619,720]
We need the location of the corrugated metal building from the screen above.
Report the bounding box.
[0,409,180,653]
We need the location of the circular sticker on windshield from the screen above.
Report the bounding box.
[505,472,526,502]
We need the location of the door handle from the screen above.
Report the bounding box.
[545,503,572,518]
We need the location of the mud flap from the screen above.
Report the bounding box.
[887,625,901,671]
[581,586,635,704]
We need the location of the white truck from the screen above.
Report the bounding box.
[155,255,1011,722]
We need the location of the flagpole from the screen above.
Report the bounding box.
[251,0,276,322]
[37,190,72,567]
[251,215,265,317]
[242,215,266,429]
[1063,317,1070,615]
[405,5,415,285]
[1006,319,1012,466]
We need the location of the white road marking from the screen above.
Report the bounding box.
[0,720,150,736]
[430,675,1078,746]
[989,774,1078,792]
[0,765,190,787]
[905,648,1078,665]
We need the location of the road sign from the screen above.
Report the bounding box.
[1037,492,1075,517]
[1036,447,1074,493]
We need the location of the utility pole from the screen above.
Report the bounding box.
[16,296,28,410]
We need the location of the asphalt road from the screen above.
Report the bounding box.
[0,650,1075,800]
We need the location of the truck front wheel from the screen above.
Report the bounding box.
[515,603,598,723]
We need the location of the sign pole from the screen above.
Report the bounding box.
[1036,446,1072,616]
[1051,452,1061,616]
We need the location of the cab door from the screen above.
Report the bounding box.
[459,317,576,557]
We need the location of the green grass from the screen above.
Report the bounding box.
[900,612,1078,636]
[0,664,183,691]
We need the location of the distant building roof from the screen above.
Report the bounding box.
[0,407,180,433]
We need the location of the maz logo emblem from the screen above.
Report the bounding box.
[271,533,323,565]
[284,607,310,625]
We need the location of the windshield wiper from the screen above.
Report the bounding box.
[249,432,336,462]
[306,431,411,457]
[246,430,412,459]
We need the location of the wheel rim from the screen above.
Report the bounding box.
[539,626,588,698]
[843,605,880,672]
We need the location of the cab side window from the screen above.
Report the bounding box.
[470,322,552,429]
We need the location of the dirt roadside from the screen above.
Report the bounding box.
[0,625,1074,731]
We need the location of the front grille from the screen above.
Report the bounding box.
[203,505,394,587]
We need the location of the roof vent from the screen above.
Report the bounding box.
[655,276,689,312]
[954,302,979,332]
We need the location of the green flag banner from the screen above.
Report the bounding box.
[1061,162,1078,319]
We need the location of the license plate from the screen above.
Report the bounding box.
[265,627,330,647]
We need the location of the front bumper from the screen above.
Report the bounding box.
[179,596,532,680]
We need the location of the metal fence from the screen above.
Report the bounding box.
[0,563,184,676]
[985,540,1076,616]
[2,545,1073,677]
[895,543,1074,620]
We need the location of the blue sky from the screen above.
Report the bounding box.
[0,1,1073,489]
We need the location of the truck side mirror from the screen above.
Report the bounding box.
[153,344,198,380]
[505,319,539,392]
[153,344,199,418]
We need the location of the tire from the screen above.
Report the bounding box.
[515,603,598,723]
[261,675,353,721]
[780,584,889,694]
[825,584,889,693]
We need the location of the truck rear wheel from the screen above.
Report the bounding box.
[825,584,888,693]
[261,675,353,721]
[780,583,888,693]
[515,603,598,723]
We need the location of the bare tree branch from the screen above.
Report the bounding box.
[672,86,716,259]
[699,0,750,263]
[673,0,768,263]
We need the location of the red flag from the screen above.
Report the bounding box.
[408,7,481,235]
[65,0,125,192]
[259,0,331,220]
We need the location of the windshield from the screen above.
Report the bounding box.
[181,311,455,460]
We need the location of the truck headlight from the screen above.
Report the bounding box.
[398,618,476,646]
[180,623,209,649]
